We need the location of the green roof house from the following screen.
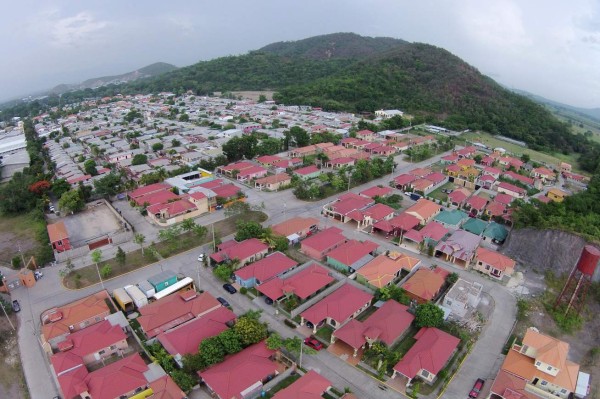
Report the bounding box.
[433,210,468,230]
[482,222,509,244]
[461,218,488,236]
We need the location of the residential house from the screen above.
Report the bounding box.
[294,165,322,180]
[127,182,171,202]
[393,174,417,190]
[494,193,515,206]
[236,165,268,182]
[547,188,569,203]
[466,195,488,216]
[360,185,393,199]
[137,291,221,339]
[326,239,379,273]
[157,307,236,366]
[272,370,332,399]
[559,162,572,173]
[403,221,450,248]
[485,201,507,218]
[256,155,283,167]
[234,252,298,288]
[392,327,460,385]
[482,222,509,245]
[300,284,373,332]
[48,221,71,252]
[198,341,278,399]
[257,263,335,303]
[371,212,420,238]
[322,193,374,223]
[41,290,114,351]
[441,278,483,319]
[254,173,291,191]
[301,227,347,260]
[149,375,187,399]
[405,199,442,225]
[402,267,449,304]
[435,230,482,267]
[433,210,469,230]
[532,167,556,183]
[448,188,471,207]
[271,217,319,242]
[332,301,415,357]
[356,253,420,289]
[473,247,516,280]
[346,203,396,230]
[496,181,526,199]
[210,238,269,266]
[489,327,581,399]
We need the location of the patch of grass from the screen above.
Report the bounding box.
[391,333,417,358]
[427,182,453,202]
[264,374,301,398]
[0,211,49,266]
[315,325,334,343]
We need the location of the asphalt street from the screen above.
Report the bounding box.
[13,148,518,399]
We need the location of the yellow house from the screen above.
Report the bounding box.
[546,188,569,203]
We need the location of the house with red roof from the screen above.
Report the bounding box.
[402,267,449,304]
[385,212,421,238]
[498,156,523,170]
[322,193,374,223]
[148,375,187,399]
[409,178,435,194]
[392,327,460,384]
[532,166,556,183]
[503,170,534,186]
[217,161,255,176]
[272,370,332,399]
[211,183,242,201]
[198,341,278,399]
[496,181,526,198]
[392,173,417,190]
[147,198,198,225]
[326,239,379,273]
[441,154,459,164]
[300,284,373,333]
[41,290,114,351]
[356,129,376,141]
[485,201,507,218]
[466,195,488,216]
[356,253,421,289]
[137,291,221,338]
[128,182,171,201]
[210,238,269,266]
[405,199,442,225]
[447,188,471,207]
[332,301,415,357]
[254,173,292,191]
[494,193,514,206]
[301,227,347,260]
[234,252,298,288]
[326,156,356,169]
[346,203,396,230]
[257,264,335,303]
[403,221,449,248]
[435,230,482,267]
[360,185,393,199]
[133,189,179,207]
[294,164,322,180]
[52,320,128,366]
[456,146,476,158]
[474,247,516,279]
[48,221,71,252]
[477,173,497,190]
[157,306,236,366]
[271,217,319,242]
[236,165,268,182]
[256,155,283,167]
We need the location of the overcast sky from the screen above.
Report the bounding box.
[1,0,599,108]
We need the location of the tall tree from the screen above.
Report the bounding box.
[134,233,146,255]
[91,249,104,289]
[58,190,85,214]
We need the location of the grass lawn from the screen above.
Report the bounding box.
[462,131,583,173]
[427,182,454,202]
[391,325,419,358]
[0,211,46,266]
[315,325,334,343]
[264,374,301,398]
[63,211,267,289]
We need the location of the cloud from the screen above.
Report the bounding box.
[50,11,108,47]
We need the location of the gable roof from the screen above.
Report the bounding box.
[257,264,335,301]
[461,218,488,236]
[476,247,515,271]
[47,221,69,243]
[157,307,236,357]
[326,240,378,267]
[148,375,187,399]
[402,267,449,302]
[129,182,171,199]
[357,254,420,288]
[57,320,126,358]
[393,327,460,379]
[301,227,346,254]
[211,238,269,263]
[301,284,373,325]
[234,252,298,282]
[359,185,393,198]
[85,353,149,399]
[405,199,441,221]
[138,291,221,338]
[389,212,421,231]
[271,217,319,237]
[199,341,276,399]
[433,210,468,227]
[271,370,331,399]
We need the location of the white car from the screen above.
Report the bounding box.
[197,253,205,262]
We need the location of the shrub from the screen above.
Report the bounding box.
[100,265,112,278]
[284,319,297,329]
[240,287,248,295]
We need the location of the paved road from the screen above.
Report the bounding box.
[14,147,519,399]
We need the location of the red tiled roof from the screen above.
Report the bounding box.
[448,190,469,204]
[199,341,276,399]
[51,351,84,376]
[271,217,319,237]
[220,161,255,172]
[129,182,171,199]
[211,238,269,264]
[393,327,460,379]
[47,221,69,243]
[257,264,334,301]
[272,370,331,399]
[504,171,534,185]
[85,353,149,399]
[498,182,526,195]
[393,173,417,186]
[134,190,179,206]
[409,168,431,178]
[410,178,434,192]
[67,175,92,184]
[424,172,446,185]
[57,364,89,399]
[212,183,241,199]
[360,186,393,198]
[157,307,236,356]
[234,252,298,282]
[326,240,378,266]
[402,267,449,302]
[301,284,373,325]
[60,320,125,358]
[390,213,421,231]
[467,195,488,211]
[484,166,502,175]
[256,155,282,165]
[494,193,514,205]
[476,247,516,271]
[329,193,373,215]
[295,165,320,175]
[486,201,506,216]
[138,291,221,338]
[147,199,196,216]
[301,227,346,254]
[237,165,267,178]
[148,375,187,399]
[419,221,449,241]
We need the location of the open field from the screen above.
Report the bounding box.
[0,300,28,399]
[0,212,45,267]
[229,91,275,102]
[461,131,583,173]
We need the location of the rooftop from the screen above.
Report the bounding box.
[301,283,373,325]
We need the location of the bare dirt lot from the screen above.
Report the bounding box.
[58,203,123,246]
[0,302,28,399]
[0,213,43,267]
[230,91,275,102]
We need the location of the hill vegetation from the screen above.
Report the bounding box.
[2,32,599,171]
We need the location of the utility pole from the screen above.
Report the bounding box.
[299,339,303,369]
[212,224,216,252]
[0,301,15,331]
[17,243,26,268]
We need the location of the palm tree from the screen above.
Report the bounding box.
[260,228,277,250]
[91,249,104,289]
[134,233,146,255]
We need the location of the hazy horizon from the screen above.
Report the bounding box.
[2,1,600,109]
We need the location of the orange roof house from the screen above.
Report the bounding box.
[47,221,71,252]
[401,267,449,304]
[357,254,421,289]
[474,247,516,280]
[41,290,113,349]
[489,327,581,399]
[405,199,442,225]
[271,217,319,239]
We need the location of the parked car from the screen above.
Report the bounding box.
[34,270,43,280]
[303,336,324,351]
[197,253,205,262]
[215,204,224,210]
[222,283,237,294]
[216,297,231,307]
[11,300,20,312]
[469,378,485,398]
[264,297,274,305]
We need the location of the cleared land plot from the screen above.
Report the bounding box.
[61,204,123,246]
[0,212,44,265]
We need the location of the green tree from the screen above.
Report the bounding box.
[58,190,85,214]
[213,264,233,281]
[100,264,112,278]
[234,315,268,346]
[289,126,310,147]
[266,333,284,350]
[134,233,146,255]
[473,154,483,164]
[51,178,71,198]
[217,329,243,354]
[258,94,267,103]
[198,336,225,367]
[152,143,164,152]
[84,159,98,176]
[91,249,104,288]
[375,285,411,305]
[131,154,148,165]
[235,221,264,241]
[256,138,282,156]
[182,353,204,374]
[224,201,250,217]
[170,370,196,393]
[93,173,122,197]
[179,113,189,122]
[115,246,126,266]
[520,153,531,163]
[181,218,197,234]
[415,302,444,328]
